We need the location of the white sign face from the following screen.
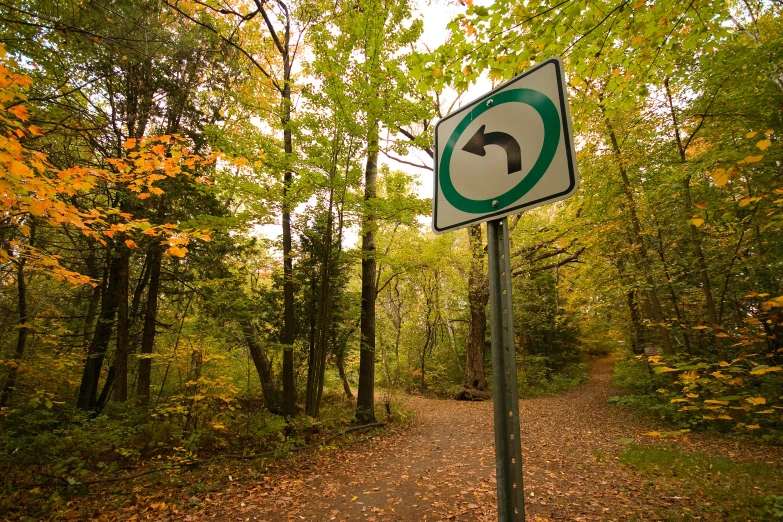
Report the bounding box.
[432,58,579,233]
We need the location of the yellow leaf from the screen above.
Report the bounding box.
[681,370,699,380]
[718,415,733,420]
[746,131,757,138]
[670,398,688,403]
[746,397,766,405]
[28,124,43,136]
[756,139,772,151]
[744,155,763,163]
[750,366,782,375]
[125,240,138,248]
[167,246,187,257]
[432,68,442,78]
[718,361,730,367]
[123,138,137,150]
[761,296,783,311]
[138,193,151,200]
[686,393,699,398]
[351,496,358,501]
[695,201,707,209]
[711,168,729,186]
[756,409,774,414]
[657,366,678,373]
[746,424,760,430]
[765,129,774,136]
[644,431,661,437]
[689,218,704,227]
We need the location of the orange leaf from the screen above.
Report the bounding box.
[9,160,30,177]
[8,104,29,121]
[167,245,187,257]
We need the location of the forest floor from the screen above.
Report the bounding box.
[58,359,783,521]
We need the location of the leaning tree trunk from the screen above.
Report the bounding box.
[113,247,130,402]
[242,321,280,412]
[455,224,491,401]
[0,255,29,407]
[136,243,162,404]
[356,122,379,425]
[335,333,354,399]
[77,247,122,410]
[310,187,335,418]
[603,115,672,354]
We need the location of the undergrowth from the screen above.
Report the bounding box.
[516,355,589,398]
[0,390,403,520]
[610,355,783,444]
[619,444,783,520]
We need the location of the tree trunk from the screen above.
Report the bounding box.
[684,174,723,353]
[77,247,122,410]
[654,227,691,352]
[280,53,297,417]
[136,244,162,404]
[82,253,103,349]
[0,256,30,407]
[602,114,672,353]
[336,332,353,399]
[356,122,379,425]
[663,79,721,354]
[455,224,491,401]
[242,321,279,412]
[114,248,130,402]
[310,189,335,418]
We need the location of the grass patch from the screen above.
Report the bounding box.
[619,444,783,520]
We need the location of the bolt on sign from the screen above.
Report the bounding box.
[432,57,579,233]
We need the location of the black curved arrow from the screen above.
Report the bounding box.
[461,124,522,174]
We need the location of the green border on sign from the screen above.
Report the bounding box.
[439,88,561,214]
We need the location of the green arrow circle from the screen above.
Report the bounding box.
[439,88,561,214]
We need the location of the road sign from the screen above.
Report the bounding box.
[432,57,578,233]
[432,58,580,522]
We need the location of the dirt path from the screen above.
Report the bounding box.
[190,359,779,521]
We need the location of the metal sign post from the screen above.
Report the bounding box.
[487,217,524,521]
[431,57,579,522]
